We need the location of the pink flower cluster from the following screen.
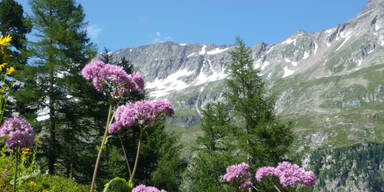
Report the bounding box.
[223,162,253,189]
[256,161,316,188]
[81,60,144,97]
[0,118,34,150]
[132,184,167,192]
[109,99,174,133]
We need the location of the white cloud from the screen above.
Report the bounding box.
[87,24,102,40]
[152,32,172,44]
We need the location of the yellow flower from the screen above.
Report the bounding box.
[22,147,30,155]
[28,181,38,187]
[0,89,4,93]
[42,190,49,192]
[35,135,40,141]
[6,66,15,75]
[0,63,6,71]
[0,34,11,46]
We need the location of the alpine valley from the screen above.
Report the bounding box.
[105,0,384,191]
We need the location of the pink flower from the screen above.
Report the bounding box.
[81,60,145,97]
[109,99,174,134]
[81,60,104,80]
[223,162,252,182]
[153,100,174,117]
[256,161,316,188]
[134,100,156,126]
[239,180,253,189]
[132,184,167,192]
[0,118,34,150]
[255,166,276,181]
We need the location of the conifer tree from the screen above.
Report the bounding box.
[0,0,32,68]
[17,0,96,175]
[185,102,240,191]
[226,37,293,167]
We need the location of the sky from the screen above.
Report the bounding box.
[17,0,370,51]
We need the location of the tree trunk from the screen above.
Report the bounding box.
[48,8,56,175]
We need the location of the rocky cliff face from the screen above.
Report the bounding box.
[107,0,384,191]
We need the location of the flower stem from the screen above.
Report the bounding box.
[90,104,113,192]
[13,149,18,192]
[129,129,142,182]
[118,134,132,177]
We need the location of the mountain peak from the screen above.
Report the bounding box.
[360,0,384,15]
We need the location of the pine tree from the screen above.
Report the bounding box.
[0,0,32,117]
[0,0,32,68]
[18,0,97,175]
[185,102,241,191]
[226,37,293,167]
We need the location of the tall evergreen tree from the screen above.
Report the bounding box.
[0,0,32,68]
[185,102,241,191]
[226,37,293,167]
[17,0,96,175]
[0,0,32,117]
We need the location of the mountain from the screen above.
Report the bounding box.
[107,0,384,191]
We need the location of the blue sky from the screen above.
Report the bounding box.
[18,0,369,51]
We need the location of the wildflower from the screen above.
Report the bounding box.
[0,89,4,93]
[153,99,174,117]
[109,103,137,133]
[28,181,37,187]
[255,166,276,181]
[0,118,34,150]
[134,100,156,126]
[42,189,49,192]
[256,161,316,188]
[81,60,144,97]
[109,100,174,134]
[6,66,15,75]
[132,184,167,192]
[239,180,253,189]
[223,162,252,182]
[22,147,30,155]
[0,63,6,71]
[0,34,11,46]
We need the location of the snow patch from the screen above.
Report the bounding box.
[254,61,261,69]
[193,69,227,86]
[336,35,352,51]
[303,51,310,59]
[199,45,207,55]
[292,62,298,67]
[179,43,187,46]
[282,66,295,78]
[282,38,296,45]
[187,52,197,57]
[146,69,194,97]
[207,47,229,55]
[376,23,382,31]
[261,61,270,71]
[284,58,291,63]
[314,42,318,54]
[267,72,272,79]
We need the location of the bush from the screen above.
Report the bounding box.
[18,174,92,192]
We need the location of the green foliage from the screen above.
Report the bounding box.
[311,142,384,191]
[226,37,293,167]
[103,177,132,192]
[16,0,97,177]
[18,174,92,192]
[0,0,32,68]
